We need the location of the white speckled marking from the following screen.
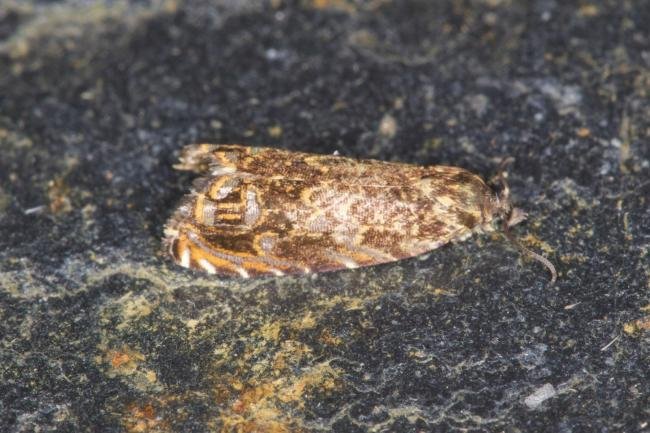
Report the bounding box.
[180,248,191,268]
[236,266,250,278]
[244,189,260,226]
[211,166,236,176]
[164,227,179,238]
[201,200,218,226]
[329,252,359,269]
[198,259,216,274]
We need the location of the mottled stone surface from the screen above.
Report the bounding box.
[1,1,648,432]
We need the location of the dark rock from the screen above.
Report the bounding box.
[1,0,648,431]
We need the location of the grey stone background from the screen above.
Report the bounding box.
[1,0,648,431]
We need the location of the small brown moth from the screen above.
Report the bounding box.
[163,144,556,282]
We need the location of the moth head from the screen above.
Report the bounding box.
[483,157,528,231]
[484,182,526,229]
[487,158,557,285]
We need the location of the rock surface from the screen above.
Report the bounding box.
[1,0,648,431]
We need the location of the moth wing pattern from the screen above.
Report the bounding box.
[175,144,408,185]
[164,144,502,278]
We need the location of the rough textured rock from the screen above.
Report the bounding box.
[1,0,648,431]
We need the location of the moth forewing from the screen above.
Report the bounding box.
[163,144,549,280]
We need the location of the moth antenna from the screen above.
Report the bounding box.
[502,218,557,286]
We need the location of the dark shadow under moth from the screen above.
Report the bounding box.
[163,144,556,282]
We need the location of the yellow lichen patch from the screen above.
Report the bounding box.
[623,316,650,335]
[315,294,370,311]
[105,346,145,375]
[185,319,200,331]
[578,4,599,17]
[145,370,158,384]
[424,286,456,297]
[378,113,397,138]
[124,403,161,433]
[114,293,156,331]
[267,125,283,138]
[47,177,73,214]
[121,293,154,320]
[259,321,282,342]
[567,224,582,237]
[276,363,339,405]
[272,340,313,372]
[309,0,357,14]
[408,348,431,361]
[224,382,294,433]
[220,362,340,433]
[521,233,555,254]
[318,329,343,346]
[0,127,33,149]
[559,253,589,264]
[292,311,317,330]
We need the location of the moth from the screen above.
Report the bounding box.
[163,144,556,282]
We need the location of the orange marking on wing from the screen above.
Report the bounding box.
[347,251,376,265]
[184,234,241,275]
[217,202,243,210]
[193,195,205,221]
[240,259,276,275]
[214,154,232,166]
[170,229,234,275]
[192,247,242,275]
[182,225,298,277]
